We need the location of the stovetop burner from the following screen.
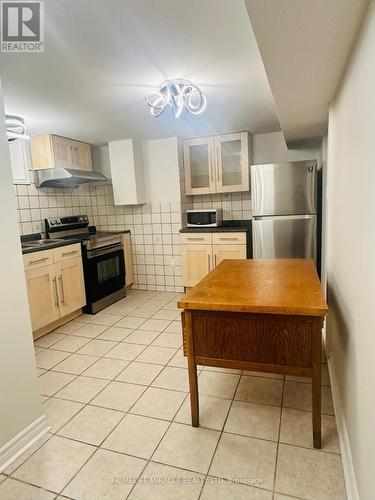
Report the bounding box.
[45,215,122,250]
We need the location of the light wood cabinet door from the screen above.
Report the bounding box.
[51,135,71,167]
[123,233,133,286]
[25,265,60,331]
[215,132,250,193]
[56,257,86,317]
[212,244,247,268]
[69,141,92,171]
[181,244,213,287]
[31,134,92,171]
[184,137,216,195]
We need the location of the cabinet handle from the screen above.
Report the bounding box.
[210,141,216,189]
[62,250,79,257]
[214,254,217,267]
[29,257,49,265]
[187,237,205,241]
[68,145,73,165]
[219,237,239,241]
[217,146,221,182]
[52,277,59,307]
[208,254,211,271]
[58,275,65,305]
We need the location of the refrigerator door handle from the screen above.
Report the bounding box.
[254,214,316,221]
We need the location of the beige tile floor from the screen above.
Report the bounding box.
[0,290,346,500]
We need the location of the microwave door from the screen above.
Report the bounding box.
[252,214,317,261]
[187,211,219,226]
[251,161,317,216]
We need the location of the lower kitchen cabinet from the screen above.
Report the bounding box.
[57,257,86,317]
[181,232,247,287]
[181,244,213,288]
[25,265,60,331]
[123,233,133,287]
[24,244,86,337]
[213,243,246,266]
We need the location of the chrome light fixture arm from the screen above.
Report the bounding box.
[145,79,207,118]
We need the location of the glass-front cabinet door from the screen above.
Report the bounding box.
[183,137,215,195]
[215,132,250,193]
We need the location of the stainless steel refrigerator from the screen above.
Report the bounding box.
[251,160,317,261]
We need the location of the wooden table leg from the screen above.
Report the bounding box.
[185,310,199,427]
[312,321,322,448]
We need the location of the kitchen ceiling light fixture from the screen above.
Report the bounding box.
[5,114,30,141]
[145,79,207,118]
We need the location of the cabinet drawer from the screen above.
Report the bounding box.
[212,232,246,245]
[180,233,212,245]
[24,250,54,270]
[53,244,81,263]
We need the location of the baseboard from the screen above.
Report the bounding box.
[327,358,359,500]
[0,415,49,473]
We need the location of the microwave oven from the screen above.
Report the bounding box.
[186,209,222,227]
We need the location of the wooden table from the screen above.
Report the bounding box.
[177,259,328,449]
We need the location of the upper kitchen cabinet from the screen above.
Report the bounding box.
[108,138,146,205]
[30,134,92,171]
[183,137,215,195]
[8,139,31,184]
[184,132,250,195]
[215,132,250,193]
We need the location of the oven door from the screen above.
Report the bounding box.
[83,244,125,305]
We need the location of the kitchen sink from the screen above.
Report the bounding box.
[21,239,63,251]
[25,239,62,246]
[21,244,37,251]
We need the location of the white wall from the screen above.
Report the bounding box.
[0,82,44,461]
[143,137,181,204]
[91,144,111,179]
[326,2,375,498]
[252,131,320,164]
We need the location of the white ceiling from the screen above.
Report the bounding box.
[0,0,280,145]
[244,0,369,144]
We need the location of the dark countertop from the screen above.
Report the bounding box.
[99,229,131,235]
[21,228,131,254]
[180,220,252,233]
[21,233,83,255]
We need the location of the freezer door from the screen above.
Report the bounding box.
[252,215,317,261]
[251,161,317,216]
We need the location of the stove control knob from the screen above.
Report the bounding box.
[84,216,88,221]
[50,220,55,225]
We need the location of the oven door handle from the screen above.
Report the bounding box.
[86,243,123,259]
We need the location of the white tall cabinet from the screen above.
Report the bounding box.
[9,139,31,184]
[108,139,146,205]
[183,131,250,195]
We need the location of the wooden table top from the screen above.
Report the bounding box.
[178,259,328,317]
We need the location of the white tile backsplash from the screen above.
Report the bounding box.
[14,176,183,293]
[191,191,252,220]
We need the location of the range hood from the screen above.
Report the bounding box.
[35,168,107,188]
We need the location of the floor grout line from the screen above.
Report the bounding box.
[5,290,341,499]
[197,367,244,499]
[24,291,180,496]
[272,373,285,499]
